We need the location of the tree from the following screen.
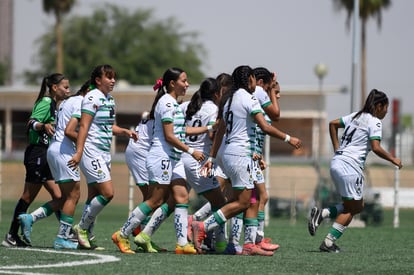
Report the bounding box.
[24,4,206,86]
[42,0,76,73]
[333,0,391,107]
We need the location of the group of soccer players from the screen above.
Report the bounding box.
[2,64,401,255]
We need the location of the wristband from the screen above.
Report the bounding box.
[207,156,216,164]
[207,125,214,132]
[32,121,39,130]
[284,134,291,143]
[187,147,195,154]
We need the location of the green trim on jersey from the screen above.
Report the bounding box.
[261,101,271,109]
[370,136,381,140]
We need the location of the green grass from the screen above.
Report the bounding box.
[1,200,413,274]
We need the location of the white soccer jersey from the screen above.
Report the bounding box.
[253,86,272,155]
[53,95,82,147]
[81,89,116,153]
[334,112,383,169]
[181,100,217,153]
[222,88,262,157]
[151,93,185,160]
[125,118,154,185]
[48,95,83,183]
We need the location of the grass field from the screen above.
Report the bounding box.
[0,200,413,275]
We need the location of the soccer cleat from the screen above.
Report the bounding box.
[1,233,30,248]
[319,241,341,253]
[134,232,157,253]
[187,215,193,242]
[241,243,274,256]
[73,224,91,249]
[256,240,280,251]
[112,230,135,254]
[215,241,227,254]
[308,206,323,236]
[223,243,243,255]
[89,235,105,251]
[175,243,197,254]
[191,221,206,254]
[18,214,33,244]
[54,237,78,250]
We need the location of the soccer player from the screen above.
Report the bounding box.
[308,89,402,252]
[2,74,68,247]
[112,67,204,254]
[192,65,301,256]
[68,64,137,249]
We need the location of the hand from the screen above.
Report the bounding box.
[288,136,302,149]
[393,157,403,169]
[200,159,213,177]
[191,150,205,162]
[129,131,138,142]
[259,158,267,170]
[44,123,55,137]
[252,153,261,161]
[67,152,81,170]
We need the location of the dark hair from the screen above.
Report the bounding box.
[90,64,116,88]
[223,65,254,128]
[35,73,66,103]
[149,67,185,119]
[216,73,233,119]
[253,67,272,84]
[75,79,91,96]
[185,77,219,121]
[353,89,389,120]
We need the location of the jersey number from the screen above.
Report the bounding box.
[341,126,357,146]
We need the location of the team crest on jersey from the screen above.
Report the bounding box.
[376,123,381,128]
[162,171,169,181]
[166,103,172,108]
[97,169,106,180]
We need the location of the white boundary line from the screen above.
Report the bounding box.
[0,247,120,274]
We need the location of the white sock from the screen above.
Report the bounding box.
[121,206,148,237]
[142,206,167,237]
[31,207,46,222]
[174,205,189,246]
[194,202,212,221]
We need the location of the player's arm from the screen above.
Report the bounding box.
[64,117,80,142]
[329,118,342,152]
[371,139,402,169]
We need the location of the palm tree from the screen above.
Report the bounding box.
[334,0,391,107]
[42,0,76,73]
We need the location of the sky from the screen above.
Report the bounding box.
[12,0,414,123]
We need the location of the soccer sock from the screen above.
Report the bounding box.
[121,202,152,237]
[193,202,212,221]
[324,222,346,246]
[204,209,227,232]
[228,213,243,245]
[57,213,73,239]
[79,195,109,230]
[142,203,169,237]
[322,204,344,219]
[243,218,259,245]
[175,204,189,246]
[140,216,151,231]
[214,223,227,243]
[10,199,30,235]
[256,210,265,243]
[31,202,53,222]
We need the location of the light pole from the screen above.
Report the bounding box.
[314,63,328,190]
